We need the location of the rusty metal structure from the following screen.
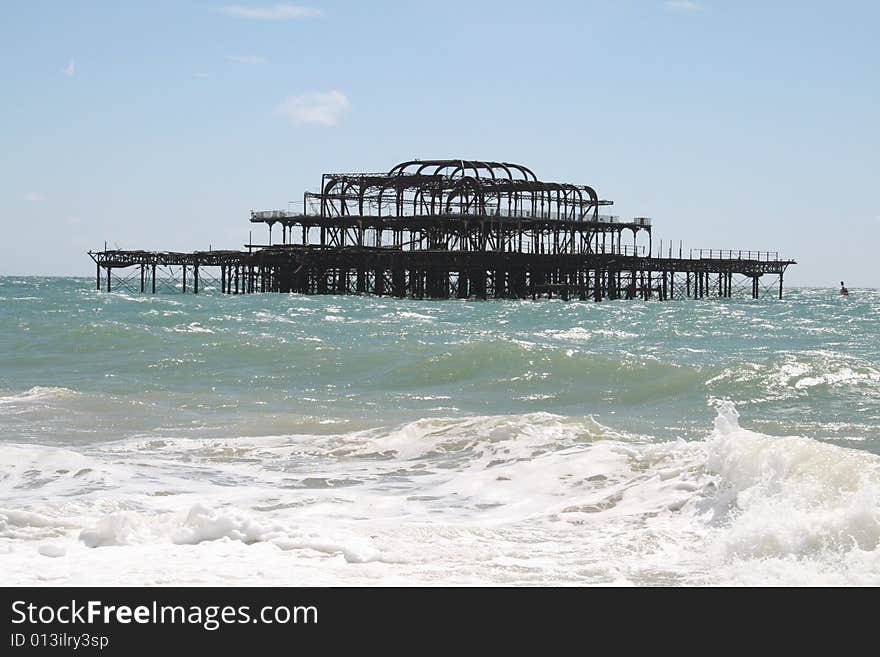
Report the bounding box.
[89,158,795,300]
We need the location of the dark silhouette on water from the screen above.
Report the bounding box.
[88,158,796,301]
[840,281,849,296]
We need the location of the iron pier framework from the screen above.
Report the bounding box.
[89,159,795,301]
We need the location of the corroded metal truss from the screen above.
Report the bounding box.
[315,159,611,220]
[251,159,651,258]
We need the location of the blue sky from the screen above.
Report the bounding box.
[1,1,877,286]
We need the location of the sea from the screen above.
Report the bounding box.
[1,277,878,585]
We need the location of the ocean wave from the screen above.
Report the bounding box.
[381,340,699,392]
[1,404,878,584]
[706,402,880,560]
[0,386,77,405]
[0,386,79,416]
[706,351,880,406]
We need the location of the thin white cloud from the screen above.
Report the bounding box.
[218,5,323,20]
[62,59,75,76]
[24,192,44,202]
[276,91,350,126]
[226,55,268,64]
[664,1,702,11]
[193,72,211,79]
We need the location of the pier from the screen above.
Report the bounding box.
[89,159,795,300]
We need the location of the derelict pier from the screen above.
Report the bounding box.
[89,159,795,301]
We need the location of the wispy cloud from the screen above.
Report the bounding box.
[664,1,702,12]
[218,5,323,20]
[226,55,268,65]
[62,59,75,76]
[275,91,350,126]
[193,72,211,79]
[24,192,44,202]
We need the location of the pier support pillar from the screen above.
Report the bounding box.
[457,271,469,299]
[194,265,199,294]
[106,267,111,293]
[151,264,156,294]
[779,272,784,300]
[375,268,385,296]
[477,271,487,300]
[392,266,405,298]
[494,270,505,299]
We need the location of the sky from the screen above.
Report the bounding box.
[1,1,878,286]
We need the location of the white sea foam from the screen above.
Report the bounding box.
[706,402,880,560]
[172,504,275,545]
[79,513,136,548]
[38,542,66,558]
[163,322,214,334]
[0,404,877,585]
[0,386,77,407]
[543,327,637,341]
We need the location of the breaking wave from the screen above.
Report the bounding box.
[1,403,878,585]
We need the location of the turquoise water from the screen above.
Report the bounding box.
[2,278,878,449]
[1,277,879,585]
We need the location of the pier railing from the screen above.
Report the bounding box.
[689,249,781,262]
[251,208,651,226]
[597,244,645,256]
[252,210,295,220]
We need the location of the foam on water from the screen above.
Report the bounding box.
[1,402,878,585]
[0,386,78,409]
